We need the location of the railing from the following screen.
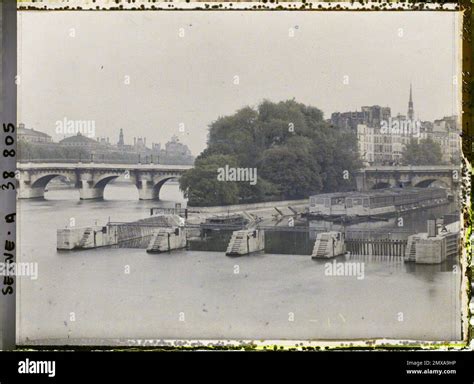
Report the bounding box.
[150,207,187,216]
[17,155,194,165]
[346,238,407,257]
[443,232,459,258]
[18,158,144,164]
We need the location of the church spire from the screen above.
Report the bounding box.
[118,128,124,147]
[407,83,414,121]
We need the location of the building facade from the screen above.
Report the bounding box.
[58,132,105,149]
[18,124,52,144]
[331,105,391,131]
[353,87,460,166]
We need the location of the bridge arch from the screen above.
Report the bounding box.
[152,176,180,200]
[18,171,77,199]
[80,173,134,200]
[137,175,180,200]
[413,178,450,189]
[102,175,143,200]
[93,175,121,190]
[372,181,392,190]
[31,174,66,189]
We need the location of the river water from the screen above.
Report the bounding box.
[17,183,462,344]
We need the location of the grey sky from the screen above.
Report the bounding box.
[18,11,461,155]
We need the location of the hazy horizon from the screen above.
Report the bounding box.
[18,11,461,155]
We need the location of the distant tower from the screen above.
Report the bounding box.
[118,128,124,147]
[407,84,414,121]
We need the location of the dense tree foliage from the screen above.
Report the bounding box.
[18,140,91,161]
[180,100,362,206]
[180,155,240,206]
[401,138,444,165]
[17,141,192,165]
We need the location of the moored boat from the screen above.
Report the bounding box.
[308,187,448,218]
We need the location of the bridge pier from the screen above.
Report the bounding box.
[18,174,62,199]
[79,173,104,200]
[79,186,104,200]
[137,180,159,200]
[18,183,45,199]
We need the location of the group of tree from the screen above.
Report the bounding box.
[400,138,444,166]
[179,99,363,206]
[18,140,91,161]
[18,141,193,165]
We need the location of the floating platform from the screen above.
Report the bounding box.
[225,229,265,256]
[311,231,346,259]
[404,231,458,264]
[57,225,118,250]
[146,227,187,253]
[404,218,459,264]
[57,214,185,251]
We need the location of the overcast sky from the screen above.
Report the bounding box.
[18,11,461,155]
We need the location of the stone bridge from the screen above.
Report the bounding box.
[17,163,460,200]
[17,162,192,200]
[354,165,460,191]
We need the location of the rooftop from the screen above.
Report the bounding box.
[18,127,51,138]
[59,132,99,144]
